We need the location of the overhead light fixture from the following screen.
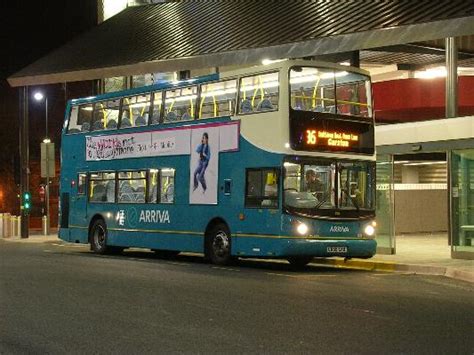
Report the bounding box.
[262,58,285,65]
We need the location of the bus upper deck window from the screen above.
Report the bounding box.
[121,94,151,128]
[290,67,335,113]
[238,72,279,114]
[164,86,197,123]
[335,71,372,118]
[199,80,237,119]
[68,104,93,133]
[91,99,120,131]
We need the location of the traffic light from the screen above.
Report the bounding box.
[22,191,31,214]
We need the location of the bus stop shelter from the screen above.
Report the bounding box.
[7,1,474,260]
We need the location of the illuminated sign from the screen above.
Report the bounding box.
[306,129,359,148]
[289,111,374,154]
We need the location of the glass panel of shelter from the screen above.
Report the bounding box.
[450,149,474,257]
[375,154,395,254]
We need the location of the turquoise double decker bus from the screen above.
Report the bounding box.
[59,60,377,266]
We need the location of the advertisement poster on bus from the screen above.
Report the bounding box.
[189,127,219,204]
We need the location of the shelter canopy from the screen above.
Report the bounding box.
[8,1,474,87]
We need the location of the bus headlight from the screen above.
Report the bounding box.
[296,223,309,235]
[364,224,375,237]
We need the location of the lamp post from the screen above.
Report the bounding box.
[33,92,51,235]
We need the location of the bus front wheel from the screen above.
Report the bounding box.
[90,219,109,254]
[287,256,313,268]
[207,223,232,265]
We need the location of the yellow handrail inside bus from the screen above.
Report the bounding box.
[124,98,133,125]
[189,96,194,118]
[311,77,321,109]
[99,103,107,128]
[251,76,265,108]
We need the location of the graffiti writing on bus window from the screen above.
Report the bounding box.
[85,121,239,161]
[86,131,179,161]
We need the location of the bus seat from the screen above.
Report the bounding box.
[105,181,115,202]
[240,99,252,113]
[121,117,132,128]
[106,119,117,129]
[326,105,336,114]
[166,111,177,122]
[151,114,160,125]
[134,186,146,203]
[163,183,174,203]
[92,120,104,131]
[81,122,90,132]
[91,185,105,202]
[150,184,158,202]
[181,112,191,121]
[119,181,134,203]
[257,98,274,111]
[135,116,147,126]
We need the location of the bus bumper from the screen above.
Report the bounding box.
[282,238,377,258]
[234,237,377,259]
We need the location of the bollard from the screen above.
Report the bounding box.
[3,213,11,238]
[42,216,48,236]
[0,213,3,237]
[17,216,21,237]
[10,216,17,237]
[12,216,19,237]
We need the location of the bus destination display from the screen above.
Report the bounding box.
[305,129,359,148]
[290,111,374,154]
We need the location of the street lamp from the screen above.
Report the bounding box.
[33,91,51,235]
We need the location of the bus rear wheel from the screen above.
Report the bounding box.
[287,256,313,268]
[207,223,232,265]
[90,219,110,254]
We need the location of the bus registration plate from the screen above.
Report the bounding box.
[327,246,347,253]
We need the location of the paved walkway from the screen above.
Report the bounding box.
[2,232,473,283]
[314,233,474,283]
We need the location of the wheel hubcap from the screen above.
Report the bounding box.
[212,231,229,257]
[93,225,106,249]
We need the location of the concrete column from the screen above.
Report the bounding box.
[445,37,458,118]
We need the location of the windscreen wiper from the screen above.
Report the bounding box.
[341,189,359,211]
[315,193,329,209]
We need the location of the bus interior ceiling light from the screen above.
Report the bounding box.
[262,58,285,65]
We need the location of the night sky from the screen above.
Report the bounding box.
[0,1,99,214]
[0,0,98,79]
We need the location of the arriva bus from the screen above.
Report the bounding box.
[59,60,377,267]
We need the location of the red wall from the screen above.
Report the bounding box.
[373,76,474,123]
